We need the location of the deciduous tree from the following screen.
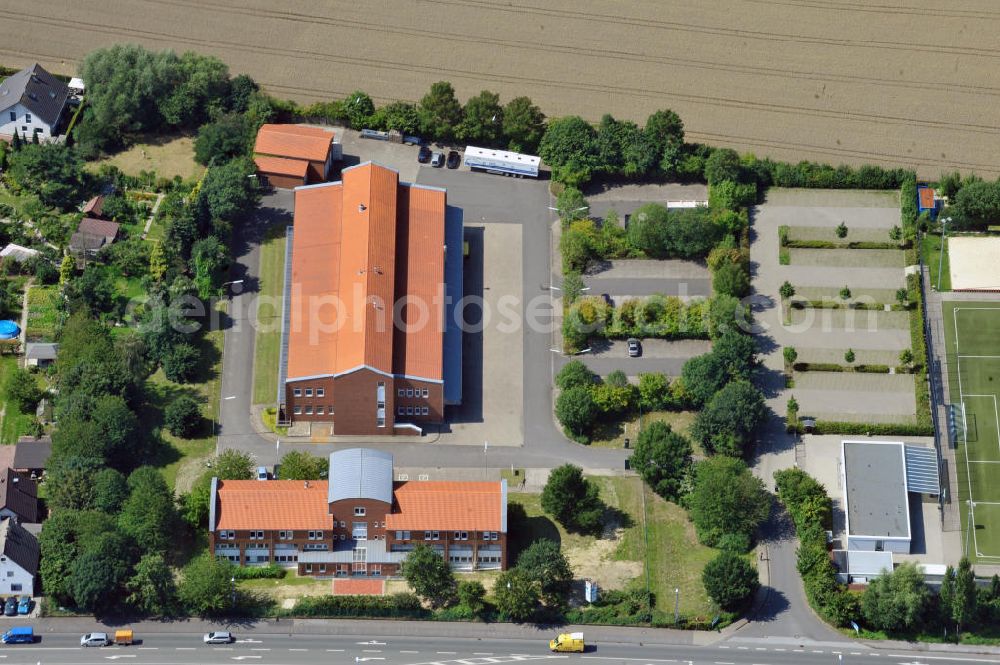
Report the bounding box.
[632,421,692,500]
[688,456,770,547]
[703,551,759,610]
[400,544,456,608]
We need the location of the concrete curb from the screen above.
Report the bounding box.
[862,639,1000,655]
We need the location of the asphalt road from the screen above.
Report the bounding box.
[583,277,712,298]
[1,630,996,665]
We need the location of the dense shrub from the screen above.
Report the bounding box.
[230,564,286,580]
[291,593,428,618]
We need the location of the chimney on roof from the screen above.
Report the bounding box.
[304,481,310,489]
[358,203,367,212]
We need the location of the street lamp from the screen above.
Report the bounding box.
[937,216,952,291]
[674,587,680,624]
[231,575,236,609]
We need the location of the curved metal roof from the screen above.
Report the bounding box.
[328,448,393,505]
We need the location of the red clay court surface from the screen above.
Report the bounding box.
[331,579,385,596]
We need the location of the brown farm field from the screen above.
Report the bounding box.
[4,1,1000,177]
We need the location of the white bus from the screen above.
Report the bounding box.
[463,146,540,178]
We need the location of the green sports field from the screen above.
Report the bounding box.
[945,303,1000,562]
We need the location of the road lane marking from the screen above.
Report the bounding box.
[359,641,387,645]
[439,652,457,655]
[475,653,495,656]
[364,649,384,653]
[715,662,735,664]
[889,656,1000,663]
[290,648,308,651]
[328,649,345,652]
[177,647,195,650]
[251,648,270,651]
[401,651,420,654]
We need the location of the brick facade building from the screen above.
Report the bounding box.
[253,124,338,189]
[208,449,506,576]
[278,162,463,435]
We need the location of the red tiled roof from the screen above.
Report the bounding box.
[82,195,104,218]
[286,163,446,382]
[214,480,330,531]
[255,124,333,163]
[919,187,935,209]
[385,481,502,532]
[255,155,309,179]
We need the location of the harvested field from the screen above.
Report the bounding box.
[5,1,1000,177]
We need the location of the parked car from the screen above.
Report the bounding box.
[601,293,613,306]
[446,150,461,169]
[16,596,30,615]
[1,626,33,644]
[204,631,234,644]
[627,338,641,357]
[430,152,444,168]
[80,633,111,647]
[417,146,432,163]
[256,466,268,481]
[4,597,16,616]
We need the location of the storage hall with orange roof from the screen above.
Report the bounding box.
[276,161,463,435]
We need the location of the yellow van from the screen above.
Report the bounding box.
[549,632,584,652]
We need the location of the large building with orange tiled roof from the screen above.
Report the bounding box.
[253,124,340,188]
[209,449,506,575]
[277,161,463,435]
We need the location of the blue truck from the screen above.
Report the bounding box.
[2,626,33,644]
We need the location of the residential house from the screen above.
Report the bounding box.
[0,63,70,142]
[253,124,339,188]
[81,195,106,219]
[24,343,57,368]
[209,448,506,576]
[279,162,463,435]
[69,217,120,259]
[0,517,38,595]
[13,436,51,479]
[0,469,38,524]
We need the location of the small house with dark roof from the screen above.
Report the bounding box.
[0,469,38,524]
[70,217,120,258]
[13,436,52,478]
[24,343,57,368]
[0,63,70,142]
[0,517,38,594]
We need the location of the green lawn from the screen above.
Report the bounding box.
[592,410,699,452]
[149,304,224,493]
[252,225,288,406]
[945,303,1000,563]
[92,134,204,181]
[25,285,59,342]
[923,232,951,291]
[508,476,716,619]
[0,356,46,445]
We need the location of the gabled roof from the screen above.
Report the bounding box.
[0,470,38,523]
[0,517,38,575]
[254,155,309,179]
[255,124,333,163]
[328,449,393,505]
[286,163,446,382]
[0,63,69,126]
[214,479,330,531]
[82,195,105,218]
[385,481,505,532]
[77,217,119,243]
[24,343,57,361]
[13,436,51,471]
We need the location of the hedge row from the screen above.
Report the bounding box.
[230,564,286,580]
[290,593,429,618]
[811,420,935,436]
[753,159,912,191]
[784,239,909,250]
[789,299,905,311]
[792,362,894,374]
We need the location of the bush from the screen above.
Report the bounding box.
[703,551,759,611]
[230,564,285,580]
[541,464,604,534]
[712,262,750,298]
[555,360,597,391]
[632,421,692,500]
[691,381,765,457]
[811,421,934,436]
[687,456,770,547]
[164,395,202,438]
[291,593,427,618]
[555,386,599,441]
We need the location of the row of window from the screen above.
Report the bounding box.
[292,405,330,415]
[220,530,328,540]
[397,406,430,417]
[394,530,499,541]
[292,387,325,397]
[398,388,430,398]
[8,112,31,123]
[332,519,386,528]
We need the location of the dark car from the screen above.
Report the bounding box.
[417,146,432,163]
[446,150,461,169]
[4,597,17,616]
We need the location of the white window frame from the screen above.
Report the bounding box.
[305,405,313,415]
[316,388,325,397]
[422,389,429,398]
[316,405,324,415]
[406,388,414,397]
[293,388,302,397]
[293,405,302,414]
[354,507,366,516]
[305,388,313,397]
